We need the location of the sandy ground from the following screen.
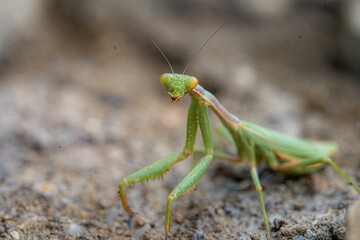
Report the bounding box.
[0,1,360,240]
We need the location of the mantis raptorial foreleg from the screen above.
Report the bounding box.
[119,103,198,214]
[165,155,212,235]
[165,105,214,238]
[119,152,180,214]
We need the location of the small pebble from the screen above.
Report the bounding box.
[67,223,83,236]
[133,216,147,227]
[279,224,307,237]
[293,201,304,211]
[78,236,90,240]
[9,231,20,240]
[250,233,261,240]
[273,218,287,231]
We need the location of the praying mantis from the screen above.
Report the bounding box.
[119,22,360,240]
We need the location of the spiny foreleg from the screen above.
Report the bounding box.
[165,105,214,239]
[119,103,198,214]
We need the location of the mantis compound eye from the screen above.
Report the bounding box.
[160,73,169,87]
[185,77,198,91]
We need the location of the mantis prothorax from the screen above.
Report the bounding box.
[119,22,360,240]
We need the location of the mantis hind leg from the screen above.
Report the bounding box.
[265,153,360,194]
[243,139,271,240]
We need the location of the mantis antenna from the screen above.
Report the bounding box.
[182,22,228,75]
[128,18,175,76]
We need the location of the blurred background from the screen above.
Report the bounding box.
[0,0,359,239]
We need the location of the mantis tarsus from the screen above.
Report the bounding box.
[119,22,360,240]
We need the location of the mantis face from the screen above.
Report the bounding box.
[160,73,198,101]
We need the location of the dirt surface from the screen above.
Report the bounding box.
[0,1,360,240]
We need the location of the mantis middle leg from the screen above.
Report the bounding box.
[194,147,240,162]
[241,129,270,240]
[193,124,241,163]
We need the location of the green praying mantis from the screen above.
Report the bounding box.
[119,22,360,240]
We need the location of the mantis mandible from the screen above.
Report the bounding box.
[119,22,360,240]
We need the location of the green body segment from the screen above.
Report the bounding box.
[242,120,338,159]
[119,73,360,240]
[196,85,337,161]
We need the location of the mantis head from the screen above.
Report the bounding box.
[160,73,198,101]
[129,19,225,102]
